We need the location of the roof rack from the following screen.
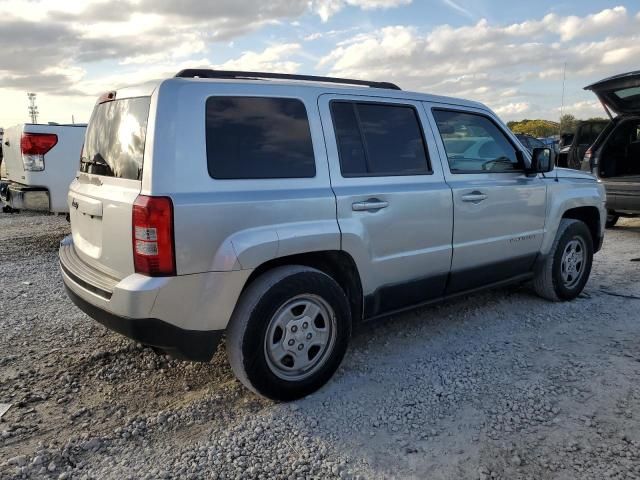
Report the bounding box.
[174,69,401,90]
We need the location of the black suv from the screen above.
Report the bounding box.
[582,71,640,227]
[557,120,608,169]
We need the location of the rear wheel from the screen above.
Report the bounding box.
[533,219,593,301]
[605,212,619,228]
[226,265,351,401]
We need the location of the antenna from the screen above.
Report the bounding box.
[27,93,39,124]
[559,62,566,135]
[555,62,565,180]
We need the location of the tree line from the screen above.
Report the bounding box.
[507,114,606,137]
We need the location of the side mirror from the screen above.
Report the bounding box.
[529,147,554,174]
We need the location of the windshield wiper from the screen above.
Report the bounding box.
[80,153,114,175]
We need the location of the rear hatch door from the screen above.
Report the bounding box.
[585,71,640,115]
[68,95,150,279]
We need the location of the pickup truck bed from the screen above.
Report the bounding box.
[1,123,86,213]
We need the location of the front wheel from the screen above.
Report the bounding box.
[226,265,351,401]
[533,219,593,301]
[605,212,619,228]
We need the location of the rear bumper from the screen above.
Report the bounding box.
[1,182,49,211]
[59,236,252,361]
[64,285,222,361]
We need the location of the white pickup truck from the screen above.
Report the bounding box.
[1,123,86,213]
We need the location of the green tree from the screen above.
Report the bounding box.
[510,119,558,137]
[559,114,577,134]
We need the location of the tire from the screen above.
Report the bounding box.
[533,219,594,301]
[226,265,351,401]
[605,212,619,228]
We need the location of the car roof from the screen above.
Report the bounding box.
[117,73,488,112]
[173,77,484,106]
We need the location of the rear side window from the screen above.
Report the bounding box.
[81,97,150,180]
[331,101,430,177]
[206,97,315,179]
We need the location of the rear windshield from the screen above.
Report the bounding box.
[615,86,640,99]
[612,86,640,112]
[80,97,150,180]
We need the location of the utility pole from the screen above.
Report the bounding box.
[27,93,39,124]
[559,62,566,134]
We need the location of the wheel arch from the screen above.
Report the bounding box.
[561,206,601,251]
[542,183,605,256]
[242,250,364,324]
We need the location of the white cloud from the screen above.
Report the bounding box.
[346,0,412,9]
[312,0,411,22]
[602,46,640,65]
[554,6,627,42]
[213,44,302,73]
[494,102,530,116]
[1,2,639,126]
[559,100,606,119]
[317,7,640,120]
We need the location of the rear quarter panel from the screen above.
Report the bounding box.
[145,80,340,275]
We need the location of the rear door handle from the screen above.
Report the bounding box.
[352,199,389,212]
[461,191,488,203]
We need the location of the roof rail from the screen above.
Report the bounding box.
[174,69,401,90]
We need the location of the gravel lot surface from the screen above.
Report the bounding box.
[1,211,639,480]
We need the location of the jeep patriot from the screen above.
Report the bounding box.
[60,70,606,400]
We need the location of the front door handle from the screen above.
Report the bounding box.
[352,199,389,212]
[461,191,488,203]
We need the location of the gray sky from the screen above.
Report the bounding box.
[1,0,638,126]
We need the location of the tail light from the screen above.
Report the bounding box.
[132,195,176,276]
[583,147,595,172]
[20,133,58,171]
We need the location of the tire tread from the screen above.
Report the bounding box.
[226,265,350,400]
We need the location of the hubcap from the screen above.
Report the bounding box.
[264,295,336,381]
[560,237,586,288]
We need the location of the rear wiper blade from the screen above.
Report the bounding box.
[81,154,114,174]
[80,158,98,166]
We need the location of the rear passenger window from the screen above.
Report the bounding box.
[206,97,315,179]
[331,101,430,176]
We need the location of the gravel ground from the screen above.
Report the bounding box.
[1,211,639,480]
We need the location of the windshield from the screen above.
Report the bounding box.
[80,97,150,180]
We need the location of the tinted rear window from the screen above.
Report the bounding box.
[615,86,640,99]
[331,101,430,177]
[206,97,315,179]
[81,97,150,180]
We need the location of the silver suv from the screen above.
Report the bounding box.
[60,70,606,400]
